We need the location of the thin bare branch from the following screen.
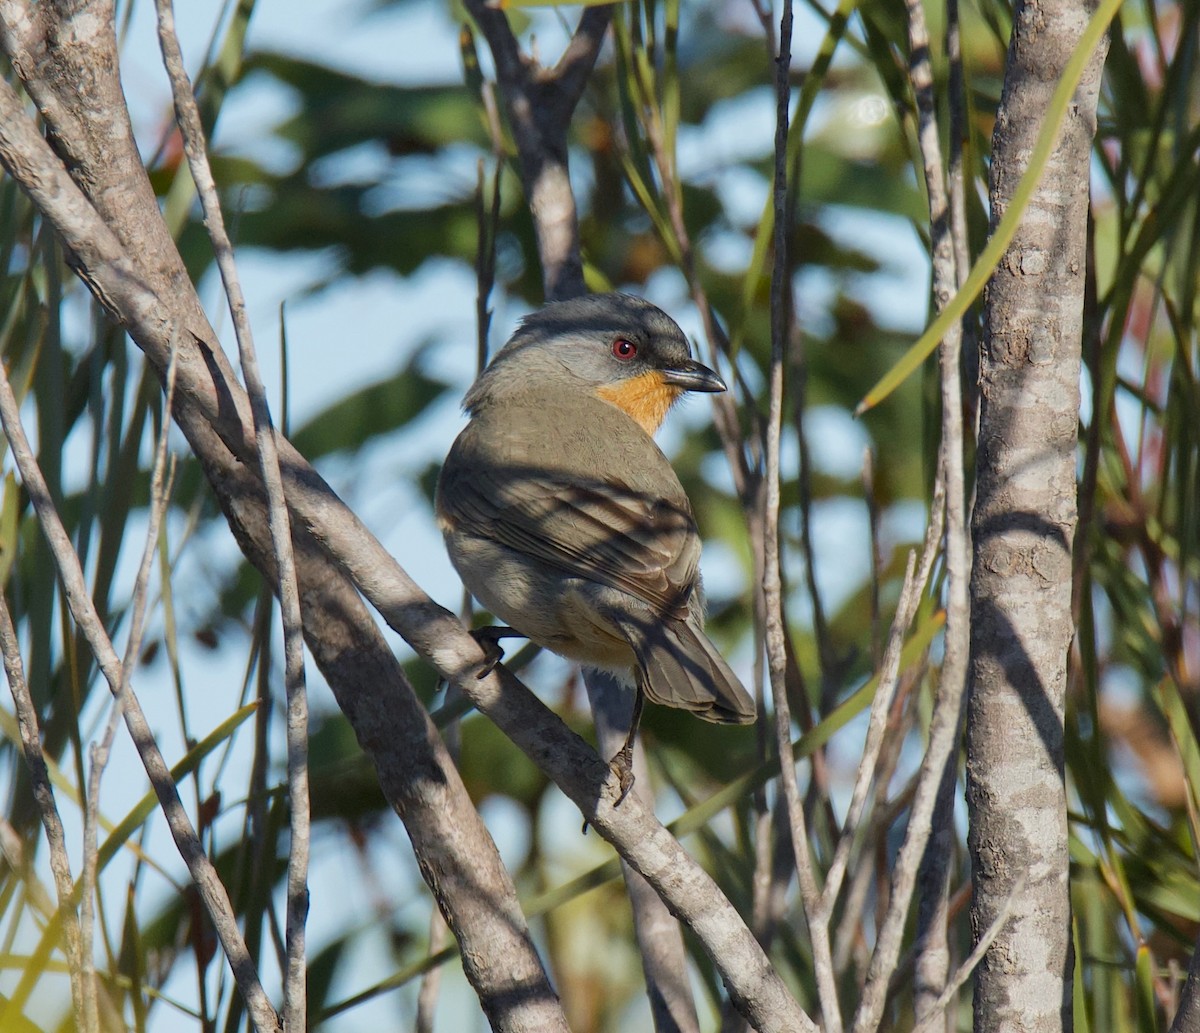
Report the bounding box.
[822,540,928,914]
[81,330,180,1033]
[863,448,884,666]
[154,3,311,1025]
[414,908,450,1033]
[587,671,702,1033]
[761,2,841,1029]
[79,708,116,1033]
[914,875,1024,1033]
[0,594,86,1028]
[851,520,970,1033]
[901,0,973,1016]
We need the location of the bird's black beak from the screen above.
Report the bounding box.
[660,359,726,393]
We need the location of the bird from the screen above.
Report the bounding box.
[436,292,756,798]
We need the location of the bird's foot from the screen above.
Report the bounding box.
[607,687,644,807]
[608,740,637,806]
[470,625,521,679]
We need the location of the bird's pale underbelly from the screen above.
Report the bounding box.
[444,527,637,673]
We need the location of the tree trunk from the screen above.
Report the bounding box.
[966,0,1107,1030]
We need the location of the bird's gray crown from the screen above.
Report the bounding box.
[463,293,694,414]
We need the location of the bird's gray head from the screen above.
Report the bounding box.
[463,293,725,434]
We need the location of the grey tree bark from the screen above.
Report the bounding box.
[966,0,1108,1029]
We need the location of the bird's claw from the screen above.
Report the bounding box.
[581,744,639,834]
[608,742,637,806]
[470,625,515,679]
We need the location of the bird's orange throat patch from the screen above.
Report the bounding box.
[596,371,684,435]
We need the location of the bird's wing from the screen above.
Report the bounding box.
[440,449,699,619]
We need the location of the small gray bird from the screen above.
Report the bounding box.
[436,293,756,794]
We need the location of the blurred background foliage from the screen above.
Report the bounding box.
[0,0,1198,1029]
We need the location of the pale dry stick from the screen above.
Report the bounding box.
[912,874,1024,1033]
[902,0,972,1018]
[0,360,281,1033]
[580,662,704,1033]
[0,75,814,1033]
[121,341,181,686]
[0,595,87,1029]
[80,336,180,1033]
[945,0,978,411]
[832,829,876,975]
[832,661,924,977]
[414,909,449,1033]
[863,448,883,667]
[415,153,502,1033]
[78,708,116,1030]
[851,561,973,1033]
[820,536,932,915]
[153,4,310,1027]
[762,1,842,1030]
[789,339,836,699]
[587,672,702,1033]
[721,495,773,1033]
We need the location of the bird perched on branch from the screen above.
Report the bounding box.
[436,293,756,797]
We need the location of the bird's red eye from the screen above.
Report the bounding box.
[612,338,638,360]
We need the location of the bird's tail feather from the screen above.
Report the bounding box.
[612,613,756,725]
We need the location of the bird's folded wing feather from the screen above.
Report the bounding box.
[441,461,698,619]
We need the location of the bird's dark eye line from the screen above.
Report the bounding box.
[612,337,638,360]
